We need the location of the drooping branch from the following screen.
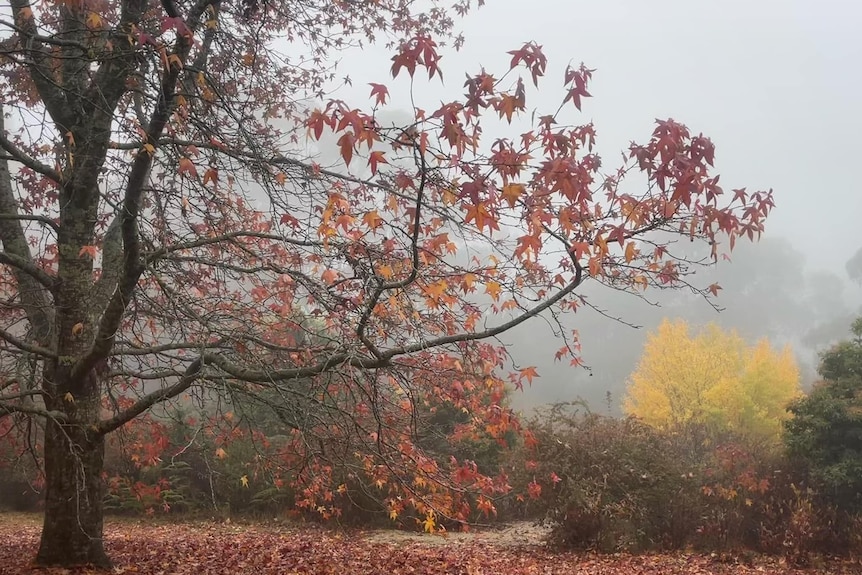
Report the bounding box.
[200,265,584,383]
[96,356,203,434]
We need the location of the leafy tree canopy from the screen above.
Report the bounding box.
[785,317,862,512]
[624,319,801,442]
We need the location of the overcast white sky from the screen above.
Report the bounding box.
[328,0,862,273]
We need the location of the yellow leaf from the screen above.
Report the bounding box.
[593,234,608,256]
[215,448,227,459]
[422,511,436,534]
[142,143,156,155]
[484,281,502,301]
[240,475,249,488]
[63,392,75,404]
[464,202,498,234]
[389,508,398,521]
[86,11,102,28]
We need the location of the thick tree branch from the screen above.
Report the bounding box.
[90,211,122,313]
[0,251,58,290]
[0,129,62,182]
[73,0,217,381]
[96,356,203,434]
[8,0,74,129]
[80,0,149,130]
[0,104,56,341]
[0,401,67,421]
[0,326,57,358]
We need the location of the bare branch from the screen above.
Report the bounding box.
[146,230,321,264]
[0,251,58,290]
[0,213,60,233]
[0,401,67,421]
[0,326,57,358]
[0,129,62,182]
[111,339,227,356]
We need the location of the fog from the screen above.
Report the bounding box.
[285,0,862,413]
[503,237,862,414]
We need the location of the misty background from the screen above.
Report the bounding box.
[288,0,862,414]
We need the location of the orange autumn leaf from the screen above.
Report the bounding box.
[362,210,384,230]
[464,202,498,233]
[501,183,525,208]
[484,281,502,301]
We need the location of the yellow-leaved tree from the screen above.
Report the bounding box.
[623,319,801,442]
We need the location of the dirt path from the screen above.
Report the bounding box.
[363,520,551,547]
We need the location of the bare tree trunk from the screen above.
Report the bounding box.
[35,415,110,568]
[35,360,111,569]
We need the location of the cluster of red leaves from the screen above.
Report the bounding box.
[1,514,858,575]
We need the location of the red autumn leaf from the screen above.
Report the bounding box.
[368,83,389,106]
[519,366,539,386]
[202,167,218,186]
[336,132,355,166]
[321,268,338,284]
[307,109,332,140]
[368,150,388,175]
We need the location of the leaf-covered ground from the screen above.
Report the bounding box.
[1,513,858,575]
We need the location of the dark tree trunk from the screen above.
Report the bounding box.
[35,416,110,568]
